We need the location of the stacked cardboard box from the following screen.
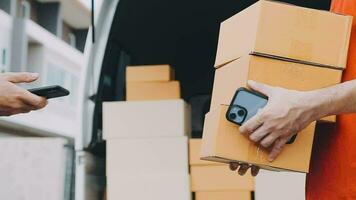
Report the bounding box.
[189,139,255,200]
[201,0,353,173]
[104,65,191,200]
[126,65,180,100]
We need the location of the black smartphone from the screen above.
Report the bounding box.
[226,88,268,126]
[28,85,70,99]
[226,87,296,144]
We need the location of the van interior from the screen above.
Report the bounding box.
[89,0,331,157]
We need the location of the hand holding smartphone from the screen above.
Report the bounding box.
[226,88,268,126]
[28,85,70,99]
[226,87,297,144]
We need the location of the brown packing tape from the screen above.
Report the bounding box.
[250,52,345,70]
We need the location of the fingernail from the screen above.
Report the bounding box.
[268,157,274,162]
[239,127,245,134]
[229,162,239,171]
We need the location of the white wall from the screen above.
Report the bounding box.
[0,10,12,72]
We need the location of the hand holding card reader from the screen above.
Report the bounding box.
[226,88,297,144]
[28,85,70,99]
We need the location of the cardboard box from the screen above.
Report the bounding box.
[215,0,353,69]
[126,65,174,82]
[201,105,316,173]
[195,191,251,200]
[255,170,306,200]
[107,174,191,200]
[103,100,191,139]
[211,55,342,122]
[107,137,188,176]
[190,165,255,191]
[189,139,222,166]
[126,81,181,100]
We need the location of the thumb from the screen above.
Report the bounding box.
[2,72,39,83]
[247,80,273,96]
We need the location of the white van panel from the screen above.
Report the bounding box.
[78,0,120,150]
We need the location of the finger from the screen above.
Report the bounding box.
[260,132,281,148]
[229,162,239,171]
[251,166,260,177]
[239,111,264,135]
[268,137,289,162]
[249,125,270,143]
[19,90,48,109]
[247,80,273,96]
[2,72,39,83]
[238,164,250,176]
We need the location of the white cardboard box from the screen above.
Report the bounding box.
[103,100,191,139]
[107,173,191,200]
[106,137,188,176]
[255,170,306,200]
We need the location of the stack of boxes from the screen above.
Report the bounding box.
[201,1,353,172]
[104,65,191,200]
[189,139,255,200]
[126,64,180,100]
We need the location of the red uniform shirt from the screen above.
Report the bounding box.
[306,1,356,199]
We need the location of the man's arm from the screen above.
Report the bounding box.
[310,80,356,117]
[239,80,356,162]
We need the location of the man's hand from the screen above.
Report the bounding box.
[0,73,47,116]
[229,162,260,177]
[239,80,317,161]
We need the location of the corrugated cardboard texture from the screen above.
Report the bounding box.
[126,81,181,101]
[211,55,342,122]
[196,191,251,200]
[107,174,191,200]
[107,137,188,176]
[189,139,223,166]
[201,105,316,173]
[126,65,174,82]
[103,100,191,139]
[215,0,353,69]
[190,165,255,191]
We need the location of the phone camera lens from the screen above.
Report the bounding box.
[237,109,245,117]
[229,113,237,120]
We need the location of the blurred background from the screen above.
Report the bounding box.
[0,0,333,200]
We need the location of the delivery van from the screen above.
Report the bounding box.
[0,0,333,199]
[78,0,332,199]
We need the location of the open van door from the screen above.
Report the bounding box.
[79,0,121,151]
[77,0,331,199]
[76,1,120,199]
